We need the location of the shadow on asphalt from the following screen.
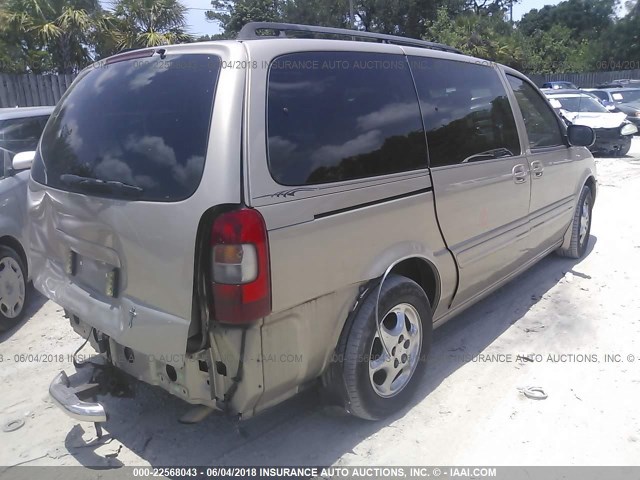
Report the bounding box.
[64,237,597,468]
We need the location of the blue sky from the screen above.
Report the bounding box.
[181,0,217,36]
[182,0,565,37]
[511,0,564,20]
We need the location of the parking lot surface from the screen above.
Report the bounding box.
[1,139,640,468]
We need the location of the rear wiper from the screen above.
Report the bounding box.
[462,148,514,163]
[60,174,144,197]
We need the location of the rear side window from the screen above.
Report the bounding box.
[410,57,521,168]
[507,75,564,149]
[267,52,427,186]
[0,116,49,155]
[32,54,220,201]
[614,90,640,102]
[590,90,608,101]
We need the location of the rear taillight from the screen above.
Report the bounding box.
[210,208,271,324]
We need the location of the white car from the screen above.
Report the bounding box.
[0,106,54,331]
[544,90,637,156]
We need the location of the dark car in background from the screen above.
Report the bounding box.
[542,81,578,90]
[596,79,640,88]
[585,88,640,130]
[0,106,53,332]
[543,90,637,156]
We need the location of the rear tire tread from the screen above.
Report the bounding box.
[336,274,432,420]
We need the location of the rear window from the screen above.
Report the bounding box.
[590,90,608,101]
[552,96,608,113]
[0,115,49,156]
[614,90,640,103]
[32,54,220,201]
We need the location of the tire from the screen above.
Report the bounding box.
[617,139,632,157]
[332,274,432,420]
[557,185,593,259]
[0,245,28,333]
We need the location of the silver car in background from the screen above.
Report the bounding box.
[0,106,53,332]
[24,23,597,426]
[543,90,637,156]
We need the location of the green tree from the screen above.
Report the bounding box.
[206,0,351,39]
[0,14,39,73]
[426,7,594,73]
[464,0,516,16]
[518,0,615,40]
[282,0,348,29]
[587,11,640,70]
[0,0,104,73]
[206,0,280,38]
[206,0,474,39]
[426,8,524,67]
[105,0,191,51]
[192,33,227,42]
[352,0,423,35]
[520,24,590,73]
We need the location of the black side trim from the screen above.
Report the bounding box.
[314,187,433,220]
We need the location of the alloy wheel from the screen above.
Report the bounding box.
[369,303,422,398]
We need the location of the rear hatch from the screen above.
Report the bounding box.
[28,45,245,361]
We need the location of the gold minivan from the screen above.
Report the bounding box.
[23,23,596,426]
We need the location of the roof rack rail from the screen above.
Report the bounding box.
[236,22,462,55]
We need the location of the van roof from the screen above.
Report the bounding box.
[99,23,504,74]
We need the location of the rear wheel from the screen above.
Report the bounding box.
[334,275,432,420]
[0,245,28,333]
[557,185,593,259]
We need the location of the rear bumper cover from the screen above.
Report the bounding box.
[49,371,107,423]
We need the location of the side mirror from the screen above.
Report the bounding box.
[12,151,36,171]
[603,102,616,111]
[567,125,595,148]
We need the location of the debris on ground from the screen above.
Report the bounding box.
[2,418,25,432]
[521,387,548,400]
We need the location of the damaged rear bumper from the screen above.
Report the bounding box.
[49,371,107,423]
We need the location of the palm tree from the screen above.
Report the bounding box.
[105,0,191,50]
[0,0,104,73]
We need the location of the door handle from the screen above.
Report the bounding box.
[530,160,544,178]
[512,164,528,184]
